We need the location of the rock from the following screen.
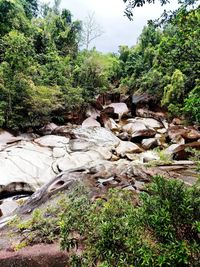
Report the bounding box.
[168,126,200,143]
[102,117,119,131]
[19,133,40,141]
[96,92,120,105]
[52,125,76,138]
[69,139,95,152]
[122,121,156,139]
[142,138,157,150]
[0,130,14,144]
[117,131,130,141]
[165,141,200,160]
[0,142,55,196]
[39,123,58,135]
[52,147,66,158]
[136,108,166,121]
[108,103,129,120]
[162,120,169,130]
[127,118,162,129]
[157,128,167,134]
[155,133,168,147]
[34,135,69,148]
[86,107,100,119]
[0,130,22,145]
[123,121,147,134]
[172,118,184,125]
[141,151,160,163]
[72,127,120,148]
[116,141,142,156]
[0,209,3,217]
[132,129,156,139]
[82,117,101,127]
[182,128,200,141]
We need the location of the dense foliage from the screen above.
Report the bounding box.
[0,0,199,129]
[118,6,200,123]
[59,177,200,266]
[0,0,117,130]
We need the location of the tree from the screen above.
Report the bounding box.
[81,12,104,50]
[123,0,199,20]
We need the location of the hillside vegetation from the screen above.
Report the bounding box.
[0,0,199,130]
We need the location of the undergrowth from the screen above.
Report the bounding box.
[14,177,200,266]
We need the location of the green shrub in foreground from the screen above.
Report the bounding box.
[60,177,200,267]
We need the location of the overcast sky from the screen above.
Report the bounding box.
[41,0,180,53]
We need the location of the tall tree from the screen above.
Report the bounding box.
[81,12,104,50]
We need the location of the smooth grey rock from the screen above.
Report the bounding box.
[34,135,69,148]
[82,117,101,127]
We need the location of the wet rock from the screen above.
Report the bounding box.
[116,141,142,156]
[142,138,157,150]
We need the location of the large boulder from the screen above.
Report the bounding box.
[165,141,200,160]
[0,142,54,196]
[72,126,120,148]
[107,103,129,120]
[168,126,200,143]
[116,141,142,156]
[38,123,58,135]
[82,117,101,128]
[122,121,156,139]
[142,138,157,150]
[35,135,69,148]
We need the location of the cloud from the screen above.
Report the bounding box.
[41,0,180,53]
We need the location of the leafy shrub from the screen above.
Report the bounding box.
[60,177,200,266]
[183,85,200,124]
[13,178,200,266]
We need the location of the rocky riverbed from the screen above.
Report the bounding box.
[0,100,199,221]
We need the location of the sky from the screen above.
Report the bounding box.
[41,0,180,53]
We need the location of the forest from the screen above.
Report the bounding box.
[0,1,200,266]
[0,0,199,131]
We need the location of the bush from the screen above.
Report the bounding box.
[13,177,200,266]
[60,177,200,266]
